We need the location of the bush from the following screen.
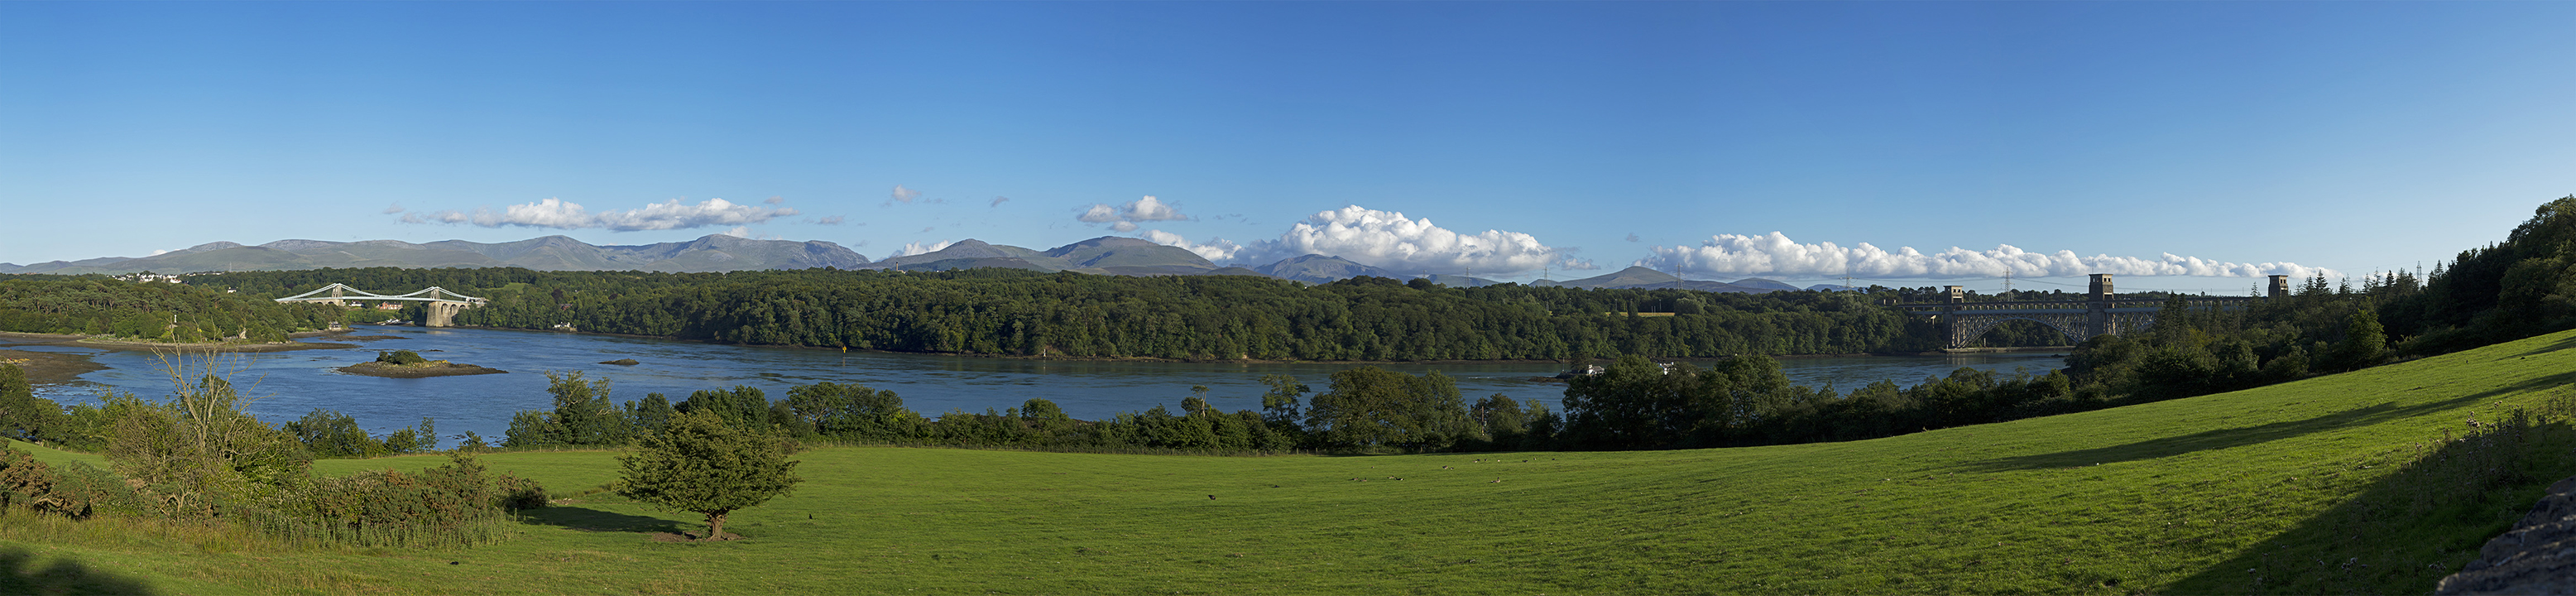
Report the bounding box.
[251,453,542,549]
[374,350,429,366]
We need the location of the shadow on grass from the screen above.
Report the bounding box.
[2162,410,2576,594]
[0,547,156,595]
[1955,371,2576,473]
[519,506,681,536]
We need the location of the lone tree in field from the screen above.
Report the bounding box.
[616,410,802,541]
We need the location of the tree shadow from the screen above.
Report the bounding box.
[518,506,682,535]
[2161,413,2576,594]
[1950,376,2567,473]
[2511,332,2576,358]
[0,547,157,595]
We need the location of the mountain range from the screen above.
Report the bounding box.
[2,233,1819,293]
[0,235,869,275]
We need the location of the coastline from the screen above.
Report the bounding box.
[425,324,2070,367]
[1,330,357,353]
[0,348,108,385]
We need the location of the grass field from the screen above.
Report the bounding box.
[8,329,2576,594]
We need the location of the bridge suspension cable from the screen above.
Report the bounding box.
[273,283,487,304]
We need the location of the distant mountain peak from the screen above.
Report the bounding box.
[2,234,868,275]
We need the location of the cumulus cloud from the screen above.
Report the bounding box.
[890,239,957,258]
[991,196,1011,207]
[1139,229,1243,262]
[1636,232,2340,280]
[1235,205,1592,276]
[396,197,798,231]
[721,226,755,238]
[890,185,923,204]
[1077,195,1191,229]
[150,248,172,256]
[382,203,405,214]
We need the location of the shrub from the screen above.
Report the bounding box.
[374,350,429,366]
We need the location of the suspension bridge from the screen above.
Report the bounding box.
[273,284,487,327]
[1893,274,2286,349]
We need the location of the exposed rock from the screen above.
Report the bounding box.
[2439,475,2576,594]
[600,358,640,366]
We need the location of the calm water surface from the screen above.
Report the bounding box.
[8,326,2067,443]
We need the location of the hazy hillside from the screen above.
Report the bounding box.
[0,234,868,274]
[1254,254,1399,284]
[1537,266,1782,293]
[861,237,1222,276]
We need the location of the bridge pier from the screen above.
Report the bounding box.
[425,301,463,327]
[2087,273,2115,339]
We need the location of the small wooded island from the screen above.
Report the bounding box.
[338,349,506,377]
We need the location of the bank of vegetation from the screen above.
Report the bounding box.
[0,276,341,344]
[195,266,2091,361]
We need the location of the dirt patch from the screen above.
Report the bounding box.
[0,349,107,385]
[648,531,743,543]
[336,361,507,378]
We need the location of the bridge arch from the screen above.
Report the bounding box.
[1954,315,2084,348]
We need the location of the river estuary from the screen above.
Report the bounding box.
[4,325,2068,443]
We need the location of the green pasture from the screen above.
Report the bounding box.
[12,329,2576,594]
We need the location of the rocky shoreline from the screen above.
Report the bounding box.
[335,360,507,378]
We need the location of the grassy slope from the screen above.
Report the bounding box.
[12,330,2576,594]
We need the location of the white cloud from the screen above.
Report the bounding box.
[396,197,798,231]
[765,196,785,204]
[382,202,405,214]
[1139,229,1242,262]
[813,215,847,225]
[1624,233,1640,243]
[1636,232,2341,280]
[1235,205,1592,275]
[891,239,957,258]
[150,248,171,256]
[1077,195,1191,228]
[991,196,1011,208]
[721,226,754,238]
[890,185,922,204]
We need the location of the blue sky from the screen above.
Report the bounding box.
[4,2,2571,292]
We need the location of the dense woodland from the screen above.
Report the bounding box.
[194,267,2090,360]
[0,276,341,343]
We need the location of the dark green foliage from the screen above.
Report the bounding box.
[504,372,627,448]
[678,386,772,430]
[0,448,90,517]
[285,410,436,459]
[191,266,1960,361]
[0,365,65,443]
[783,382,921,442]
[616,411,803,541]
[1302,367,1474,452]
[0,277,329,341]
[373,349,429,365]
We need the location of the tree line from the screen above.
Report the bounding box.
[192,267,2056,361]
[0,276,343,343]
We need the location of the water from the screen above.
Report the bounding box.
[7,325,2067,443]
